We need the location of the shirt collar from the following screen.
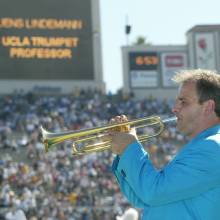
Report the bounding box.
[191,123,220,143]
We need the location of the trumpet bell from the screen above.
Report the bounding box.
[41,116,177,156]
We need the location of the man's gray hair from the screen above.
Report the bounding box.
[172,69,220,117]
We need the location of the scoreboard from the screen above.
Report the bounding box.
[125,49,188,90]
[0,0,94,80]
[129,52,159,88]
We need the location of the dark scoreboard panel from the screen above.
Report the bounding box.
[0,0,94,79]
[129,52,159,70]
[129,52,159,88]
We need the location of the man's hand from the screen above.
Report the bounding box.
[109,115,138,155]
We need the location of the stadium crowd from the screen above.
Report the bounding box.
[0,89,186,220]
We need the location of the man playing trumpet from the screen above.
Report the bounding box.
[110,69,220,220]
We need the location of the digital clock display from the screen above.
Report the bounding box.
[129,52,159,70]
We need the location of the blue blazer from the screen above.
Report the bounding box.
[112,125,220,220]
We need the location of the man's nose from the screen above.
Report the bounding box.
[172,104,179,114]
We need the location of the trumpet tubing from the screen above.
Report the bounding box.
[41,116,177,155]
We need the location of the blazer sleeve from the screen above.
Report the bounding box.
[116,139,220,206]
[112,156,147,208]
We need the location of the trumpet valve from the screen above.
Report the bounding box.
[111,124,130,132]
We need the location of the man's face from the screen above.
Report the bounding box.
[172,81,206,138]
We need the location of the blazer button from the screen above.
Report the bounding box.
[121,169,126,178]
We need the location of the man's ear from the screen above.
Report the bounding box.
[204,99,215,115]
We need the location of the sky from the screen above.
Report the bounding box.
[100,0,220,93]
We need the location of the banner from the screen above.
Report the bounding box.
[195,33,216,70]
[161,52,188,87]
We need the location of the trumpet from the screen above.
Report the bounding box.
[41,115,177,156]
